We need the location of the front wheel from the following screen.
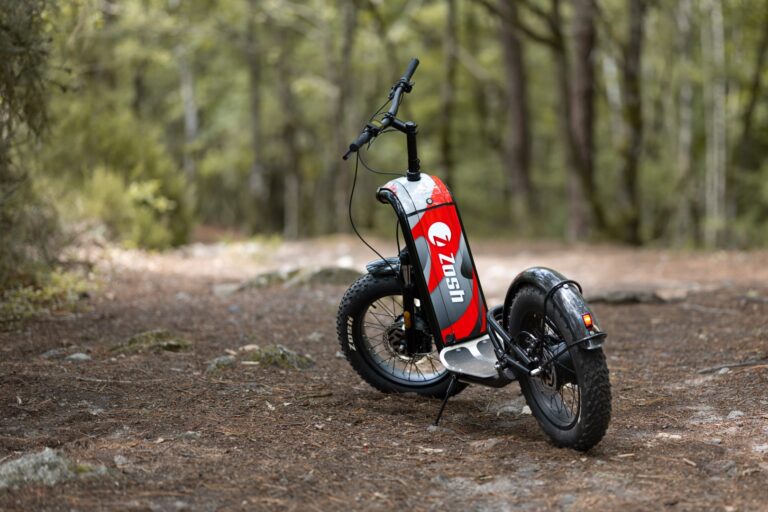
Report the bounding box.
[507,285,611,451]
[337,273,465,398]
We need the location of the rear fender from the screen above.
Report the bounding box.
[502,267,604,350]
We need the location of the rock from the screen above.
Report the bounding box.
[521,405,532,415]
[243,344,314,370]
[726,410,745,420]
[238,344,261,352]
[40,348,68,360]
[237,269,300,291]
[207,355,236,372]
[558,494,577,507]
[0,449,73,489]
[306,331,324,342]
[285,267,362,287]
[212,283,240,298]
[0,448,105,490]
[586,289,660,304]
[64,352,91,362]
[654,288,690,302]
[586,287,690,305]
[703,459,736,477]
[493,395,527,416]
[178,431,201,440]
[113,455,129,466]
[753,444,768,454]
[495,404,518,416]
[112,329,191,354]
[717,367,731,375]
[469,438,502,451]
[656,432,682,440]
[335,351,346,359]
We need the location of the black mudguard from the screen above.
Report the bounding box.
[365,257,400,277]
[502,267,604,350]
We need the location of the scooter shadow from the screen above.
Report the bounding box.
[351,388,548,444]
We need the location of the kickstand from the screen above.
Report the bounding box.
[433,375,458,426]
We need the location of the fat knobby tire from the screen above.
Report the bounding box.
[336,273,464,399]
[507,285,612,451]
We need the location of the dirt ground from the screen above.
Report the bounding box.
[2,237,768,511]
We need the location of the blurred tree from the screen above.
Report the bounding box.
[0,0,58,287]
[498,0,533,225]
[439,0,458,190]
[569,0,601,239]
[2,0,767,253]
[702,0,727,248]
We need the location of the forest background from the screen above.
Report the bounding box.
[2,0,768,290]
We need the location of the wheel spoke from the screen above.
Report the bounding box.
[358,292,446,386]
[518,311,580,428]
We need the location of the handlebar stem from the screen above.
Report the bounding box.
[405,121,420,181]
[384,116,420,181]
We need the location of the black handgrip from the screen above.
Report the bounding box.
[402,58,419,82]
[342,129,374,160]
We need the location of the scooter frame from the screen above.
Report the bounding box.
[345,57,606,422]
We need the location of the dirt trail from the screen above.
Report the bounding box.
[1,239,767,510]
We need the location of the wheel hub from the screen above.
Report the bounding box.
[383,315,433,356]
[385,321,408,356]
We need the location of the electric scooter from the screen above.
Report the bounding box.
[337,58,611,451]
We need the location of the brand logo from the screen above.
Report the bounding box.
[427,222,464,304]
[428,222,451,247]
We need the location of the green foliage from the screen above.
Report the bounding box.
[73,167,187,249]
[0,269,92,326]
[3,0,768,257]
[110,329,191,354]
[0,0,58,288]
[0,173,60,288]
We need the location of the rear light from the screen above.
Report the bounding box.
[582,313,594,329]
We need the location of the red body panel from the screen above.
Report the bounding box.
[383,175,487,345]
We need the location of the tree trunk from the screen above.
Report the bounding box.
[245,1,273,233]
[701,0,727,248]
[542,0,586,241]
[569,0,603,237]
[600,53,623,148]
[616,0,646,245]
[457,3,507,154]
[439,0,458,190]
[176,45,198,180]
[332,0,358,232]
[276,31,301,240]
[673,0,695,245]
[499,0,533,224]
[132,60,147,116]
[735,3,768,170]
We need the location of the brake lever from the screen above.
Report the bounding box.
[388,79,413,99]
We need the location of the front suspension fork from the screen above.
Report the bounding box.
[399,251,422,354]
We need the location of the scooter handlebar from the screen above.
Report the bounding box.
[402,57,419,83]
[342,58,419,160]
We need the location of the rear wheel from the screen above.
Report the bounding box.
[507,285,611,450]
[337,273,465,398]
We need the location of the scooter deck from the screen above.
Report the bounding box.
[438,334,498,378]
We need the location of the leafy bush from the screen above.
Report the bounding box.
[0,0,57,290]
[0,269,92,326]
[73,167,185,249]
[39,101,193,249]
